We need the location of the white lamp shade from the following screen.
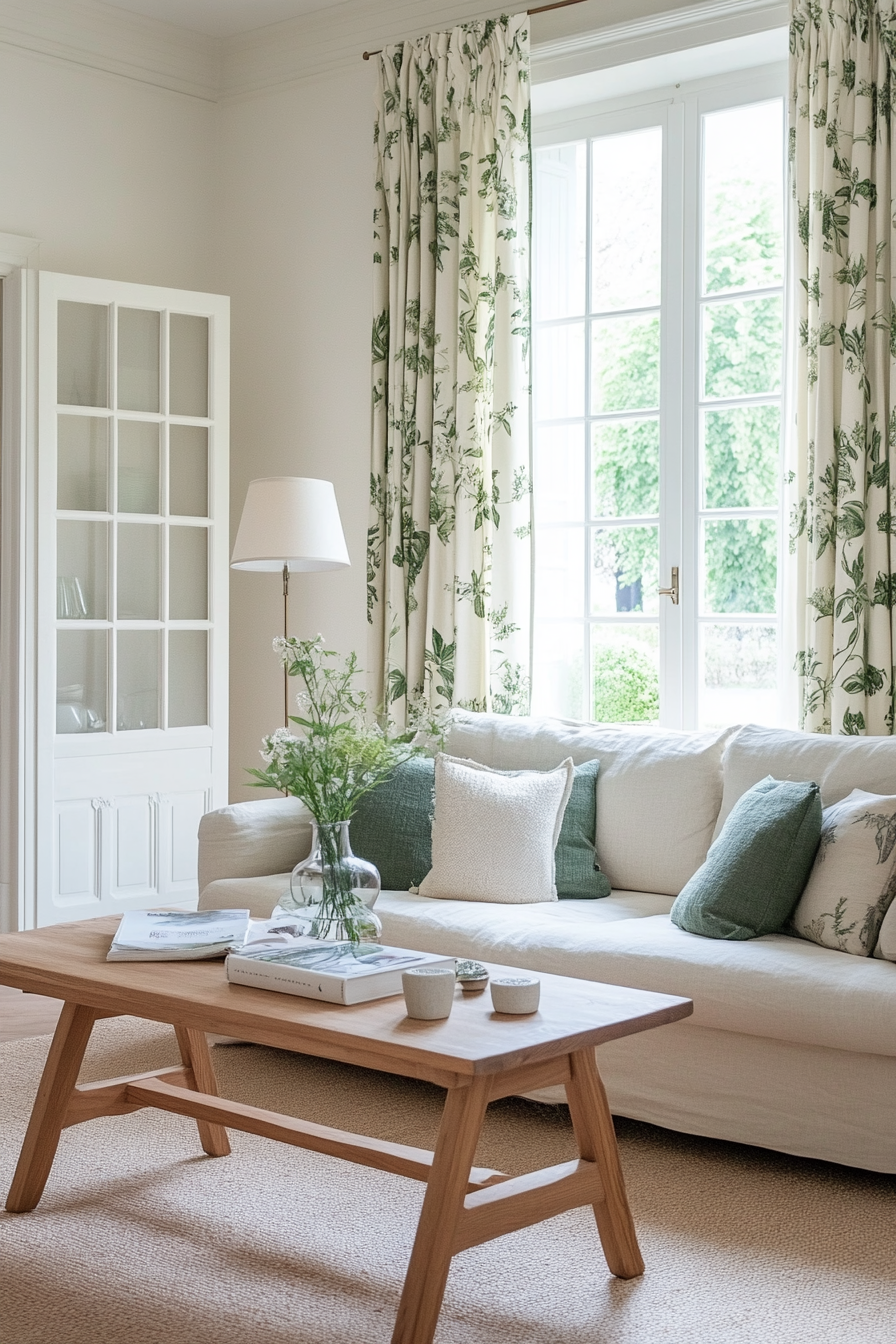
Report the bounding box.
[231,476,350,572]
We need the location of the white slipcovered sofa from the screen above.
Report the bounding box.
[198,715,896,1174]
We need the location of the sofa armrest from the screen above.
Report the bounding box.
[198,797,314,895]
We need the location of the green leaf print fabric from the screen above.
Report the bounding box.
[369,15,532,725]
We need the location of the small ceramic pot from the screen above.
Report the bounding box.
[402,967,456,1020]
[455,959,489,994]
[490,976,540,1014]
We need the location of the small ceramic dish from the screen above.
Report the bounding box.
[455,959,489,993]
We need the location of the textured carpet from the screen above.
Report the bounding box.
[1,1018,895,1344]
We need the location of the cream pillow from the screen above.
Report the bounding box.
[792,789,896,957]
[418,753,575,903]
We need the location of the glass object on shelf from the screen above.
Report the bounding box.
[703,100,784,296]
[117,522,160,619]
[700,623,778,728]
[57,302,109,408]
[702,296,782,399]
[168,630,208,727]
[531,621,584,720]
[117,308,160,413]
[592,315,660,413]
[535,323,585,419]
[169,526,208,619]
[56,630,106,733]
[593,418,659,518]
[534,142,586,320]
[535,527,584,618]
[57,520,108,619]
[169,425,208,516]
[592,525,659,615]
[117,630,160,731]
[118,420,160,514]
[169,314,209,417]
[592,126,662,313]
[702,518,777,614]
[702,405,780,509]
[281,821,382,943]
[592,624,659,723]
[57,416,108,512]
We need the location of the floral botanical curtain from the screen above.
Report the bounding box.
[368,14,531,726]
[790,0,896,733]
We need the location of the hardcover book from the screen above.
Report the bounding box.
[226,939,456,1005]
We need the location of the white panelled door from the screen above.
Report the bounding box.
[35,272,229,926]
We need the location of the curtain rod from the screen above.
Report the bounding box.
[362,0,588,59]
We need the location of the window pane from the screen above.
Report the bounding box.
[117,308,160,413]
[57,416,108,512]
[703,519,777,614]
[700,624,778,727]
[592,525,659,615]
[117,522,160,619]
[531,621,584,720]
[591,127,662,312]
[703,296,782,399]
[534,143,586,320]
[703,100,784,295]
[535,528,584,617]
[592,625,659,723]
[169,314,209,417]
[169,526,208,620]
[169,425,209,517]
[702,405,780,509]
[534,425,585,523]
[117,630,160,731]
[592,315,660,413]
[118,420,160,515]
[57,630,106,734]
[57,520,108,619]
[57,302,108,408]
[168,630,208,727]
[593,418,659,518]
[536,324,585,419]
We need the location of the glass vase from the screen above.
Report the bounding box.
[282,820,382,944]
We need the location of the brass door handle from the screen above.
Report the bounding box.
[658,566,680,605]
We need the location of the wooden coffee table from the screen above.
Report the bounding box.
[0,917,692,1344]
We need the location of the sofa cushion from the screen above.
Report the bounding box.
[671,778,822,940]
[418,754,574,903]
[716,723,896,836]
[374,895,896,1058]
[197,797,313,894]
[445,711,732,896]
[555,759,612,899]
[349,757,434,891]
[200,873,292,918]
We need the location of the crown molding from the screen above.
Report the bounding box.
[0,0,220,101]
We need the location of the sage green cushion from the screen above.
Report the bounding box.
[349,757,434,891]
[671,776,822,940]
[350,755,611,897]
[556,759,611,899]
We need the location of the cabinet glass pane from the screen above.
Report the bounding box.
[57,520,108,618]
[169,526,208,619]
[168,630,208,727]
[169,314,208,417]
[117,523,160,619]
[57,630,107,734]
[57,416,108,512]
[117,308,160,413]
[118,421,160,515]
[592,525,659,615]
[117,631,160,731]
[58,302,108,408]
[592,624,659,723]
[169,425,208,516]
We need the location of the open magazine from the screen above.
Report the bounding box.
[106,909,253,961]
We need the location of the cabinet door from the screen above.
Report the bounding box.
[36,273,229,926]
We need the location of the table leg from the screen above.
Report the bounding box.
[391,1074,491,1344]
[565,1046,644,1279]
[6,1002,99,1212]
[173,1026,231,1158]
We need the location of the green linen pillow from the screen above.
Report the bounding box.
[556,759,612,899]
[349,757,434,891]
[670,776,822,940]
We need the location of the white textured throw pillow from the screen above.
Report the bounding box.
[791,789,896,957]
[418,753,575,903]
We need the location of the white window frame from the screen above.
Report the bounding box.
[531,60,788,729]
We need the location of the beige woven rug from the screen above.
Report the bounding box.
[1,1017,894,1344]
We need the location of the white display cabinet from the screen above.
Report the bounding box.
[28,273,230,926]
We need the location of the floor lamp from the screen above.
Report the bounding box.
[231,476,350,728]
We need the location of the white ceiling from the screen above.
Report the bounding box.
[105,0,348,38]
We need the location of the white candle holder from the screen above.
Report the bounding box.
[490,976,540,1014]
[402,967,456,1020]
